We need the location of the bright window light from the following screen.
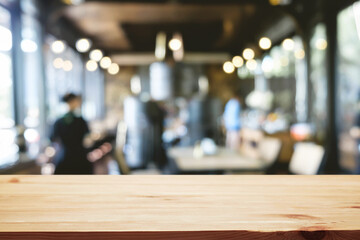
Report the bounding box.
[21,39,38,53]
[0,26,12,51]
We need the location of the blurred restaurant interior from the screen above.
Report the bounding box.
[1,0,360,175]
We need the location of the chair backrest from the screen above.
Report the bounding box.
[258,137,282,166]
[115,121,131,175]
[289,143,325,175]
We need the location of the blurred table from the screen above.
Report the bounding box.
[0,175,359,239]
[169,147,266,172]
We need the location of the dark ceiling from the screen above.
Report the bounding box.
[42,0,291,56]
[40,0,357,57]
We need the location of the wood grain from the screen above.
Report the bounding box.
[0,175,359,239]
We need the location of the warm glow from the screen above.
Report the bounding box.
[282,38,295,51]
[246,59,257,71]
[280,57,289,67]
[295,49,305,59]
[108,63,120,75]
[269,0,281,5]
[169,38,182,51]
[89,49,103,62]
[223,61,235,74]
[76,38,91,53]
[53,58,63,69]
[131,75,141,94]
[316,39,327,50]
[232,56,244,68]
[86,60,98,72]
[259,37,272,50]
[155,32,166,61]
[100,57,112,69]
[243,48,255,60]
[51,40,65,54]
[63,60,73,71]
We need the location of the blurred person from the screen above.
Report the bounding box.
[50,93,92,174]
[223,92,242,150]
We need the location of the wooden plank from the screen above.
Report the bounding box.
[0,175,360,239]
[169,147,266,171]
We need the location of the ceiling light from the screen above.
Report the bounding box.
[223,61,235,74]
[169,38,182,51]
[232,56,244,68]
[51,40,65,54]
[100,57,112,69]
[243,48,255,60]
[155,32,166,61]
[86,60,98,72]
[76,38,91,53]
[89,49,103,62]
[63,60,73,71]
[259,37,272,50]
[282,38,295,51]
[108,63,120,75]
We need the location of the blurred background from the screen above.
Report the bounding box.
[0,0,359,175]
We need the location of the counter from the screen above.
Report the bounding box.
[0,175,359,239]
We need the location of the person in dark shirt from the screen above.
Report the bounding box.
[50,93,92,174]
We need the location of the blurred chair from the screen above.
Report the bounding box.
[258,137,282,167]
[289,143,325,175]
[115,121,161,175]
[115,121,131,175]
[240,128,264,159]
[228,137,281,174]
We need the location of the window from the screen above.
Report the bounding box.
[309,23,327,142]
[45,35,83,124]
[0,5,17,166]
[337,3,360,172]
[21,13,44,158]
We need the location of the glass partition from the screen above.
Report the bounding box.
[0,5,17,167]
[337,3,360,173]
[309,23,327,143]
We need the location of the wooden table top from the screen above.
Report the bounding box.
[169,147,266,171]
[0,175,360,239]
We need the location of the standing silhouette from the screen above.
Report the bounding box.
[50,93,92,174]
